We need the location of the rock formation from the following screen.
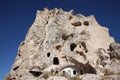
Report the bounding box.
[5,8,120,80]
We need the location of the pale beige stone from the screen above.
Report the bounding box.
[6,8,120,80]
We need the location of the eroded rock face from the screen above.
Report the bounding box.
[6,8,120,80]
[109,42,120,60]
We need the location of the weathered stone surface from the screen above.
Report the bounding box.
[109,42,120,60]
[104,59,120,75]
[48,76,68,80]
[5,8,120,80]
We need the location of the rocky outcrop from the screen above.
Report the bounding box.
[5,8,120,80]
[104,59,120,75]
[109,42,120,60]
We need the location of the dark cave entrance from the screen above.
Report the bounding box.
[53,57,59,65]
[70,43,76,51]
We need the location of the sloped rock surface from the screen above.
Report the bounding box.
[5,8,120,80]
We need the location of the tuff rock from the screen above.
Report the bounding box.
[5,8,120,80]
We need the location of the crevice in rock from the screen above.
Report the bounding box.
[21,41,25,46]
[13,66,19,71]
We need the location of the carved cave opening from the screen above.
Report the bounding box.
[47,52,50,57]
[80,70,83,75]
[70,43,76,51]
[73,70,76,75]
[29,71,42,77]
[53,57,59,65]
[84,21,89,26]
[62,34,69,40]
[71,21,82,27]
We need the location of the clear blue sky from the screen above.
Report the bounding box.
[0,0,120,79]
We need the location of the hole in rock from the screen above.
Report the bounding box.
[78,51,83,55]
[70,43,76,51]
[71,21,82,27]
[79,45,81,48]
[56,45,61,50]
[55,70,59,74]
[63,71,65,74]
[18,53,21,56]
[53,57,59,65]
[80,70,83,75]
[29,71,42,77]
[84,21,89,26]
[81,42,88,53]
[73,70,76,75]
[47,52,50,57]
[62,34,69,40]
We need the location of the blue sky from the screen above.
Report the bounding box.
[0,0,120,79]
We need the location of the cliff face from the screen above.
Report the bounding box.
[5,8,120,80]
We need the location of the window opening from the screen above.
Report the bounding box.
[73,70,76,75]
